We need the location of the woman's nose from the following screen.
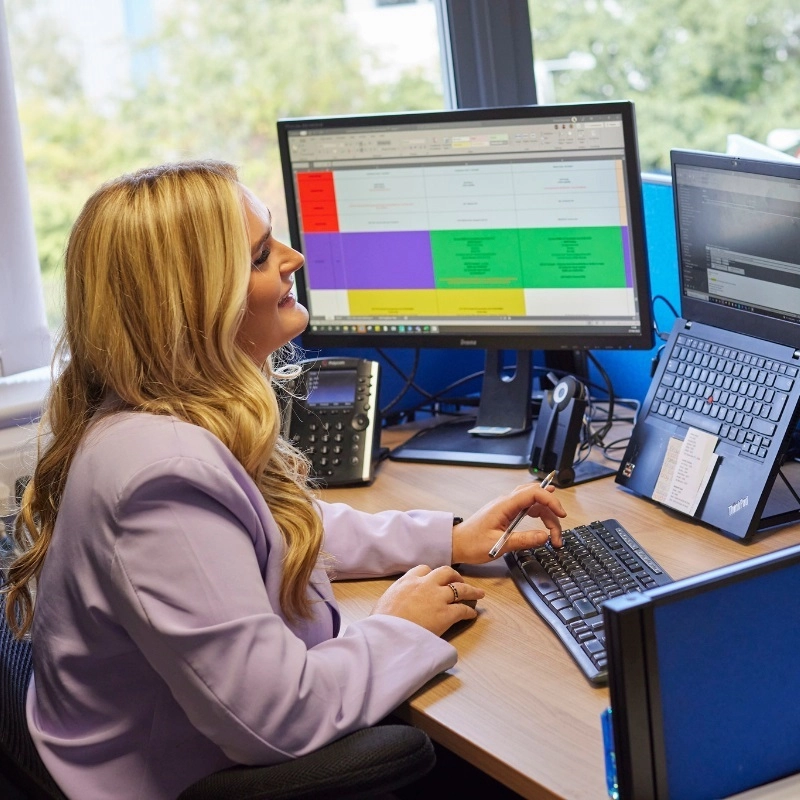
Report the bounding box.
[281,245,304,274]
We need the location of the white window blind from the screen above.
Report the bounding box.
[0,2,52,379]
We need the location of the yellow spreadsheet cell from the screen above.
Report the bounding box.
[348,289,440,316]
[439,289,526,316]
[348,288,526,316]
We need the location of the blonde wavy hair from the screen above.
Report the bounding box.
[3,160,323,635]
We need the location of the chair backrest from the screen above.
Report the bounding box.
[0,591,67,800]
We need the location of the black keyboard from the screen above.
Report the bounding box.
[505,519,672,684]
[654,334,797,462]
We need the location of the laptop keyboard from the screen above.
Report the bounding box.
[505,519,672,684]
[653,334,798,461]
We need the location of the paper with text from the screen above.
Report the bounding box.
[652,427,719,516]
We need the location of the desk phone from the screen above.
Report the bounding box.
[284,357,381,487]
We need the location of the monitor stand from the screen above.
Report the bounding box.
[389,348,619,482]
[389,350,535,468]
[388,416,536,468]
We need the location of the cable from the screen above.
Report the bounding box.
[377,351,629,452]
[378,348,428,418]
[383,367,485,421]
[585,352,615,447]
[652,293,679,341]
[383,354,549,421]
[596,435,632,463]
[589,397,641,427]
[415,370,484,408]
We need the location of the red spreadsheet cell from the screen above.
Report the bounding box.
[301,213,340,232]
[298,172,338,232]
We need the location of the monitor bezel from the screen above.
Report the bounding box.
[671,148,800,350]
[277,100,654,354]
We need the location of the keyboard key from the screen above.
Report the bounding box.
[558,607,580,623]
[768,393,787,422]
[582,638,605,656]
[595,629,606,646]
[574,599,597,618]
[680,409,721,435]
[521,560,558,596]
[751,418,776,437]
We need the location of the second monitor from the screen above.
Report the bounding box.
[277,100,654,467]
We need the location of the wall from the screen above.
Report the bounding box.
[587,174,679,403]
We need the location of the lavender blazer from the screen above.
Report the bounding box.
[27,413,457,799]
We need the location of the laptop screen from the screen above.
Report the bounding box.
[671,150,800,348]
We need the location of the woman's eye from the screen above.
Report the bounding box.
[252,248,270,268]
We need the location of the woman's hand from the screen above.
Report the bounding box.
[370,564,484,637]
[451,481,567,564]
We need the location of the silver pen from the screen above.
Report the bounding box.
[488,470,558,558]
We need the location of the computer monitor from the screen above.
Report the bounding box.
[277,100,653,467]
[604,542,800,799]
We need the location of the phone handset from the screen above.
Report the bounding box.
[529,375,587,487]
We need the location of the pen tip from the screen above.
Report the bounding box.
[539,469,558,488]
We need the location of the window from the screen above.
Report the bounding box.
[529,0,800,171]
[3,0,444,336]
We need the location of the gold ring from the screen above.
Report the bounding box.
[448,583,459,602]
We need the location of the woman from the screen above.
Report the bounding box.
[3,161,565,800]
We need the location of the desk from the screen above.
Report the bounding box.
[324,429,800,800]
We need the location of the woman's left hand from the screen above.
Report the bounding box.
[451,481,567,564]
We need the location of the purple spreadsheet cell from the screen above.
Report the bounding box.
[338,231,434,289]
[303,231,433,290]
[303,233,344,290]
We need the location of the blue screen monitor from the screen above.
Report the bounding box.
[604,543,800,800]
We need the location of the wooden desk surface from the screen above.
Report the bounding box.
[324,429,800,800]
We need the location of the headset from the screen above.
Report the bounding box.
[529,375,588,487]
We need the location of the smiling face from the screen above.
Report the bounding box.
[236,186,309,365]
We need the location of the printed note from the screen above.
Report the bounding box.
[652,437,682,505]
[652,427,719,516]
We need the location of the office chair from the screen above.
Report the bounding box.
[0,588,436,800]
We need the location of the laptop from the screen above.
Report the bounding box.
[615,149,800,540]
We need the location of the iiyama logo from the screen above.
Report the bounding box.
[728,496,749,516]
[460,338,478,347]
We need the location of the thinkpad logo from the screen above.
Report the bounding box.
[728,496,749,516]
